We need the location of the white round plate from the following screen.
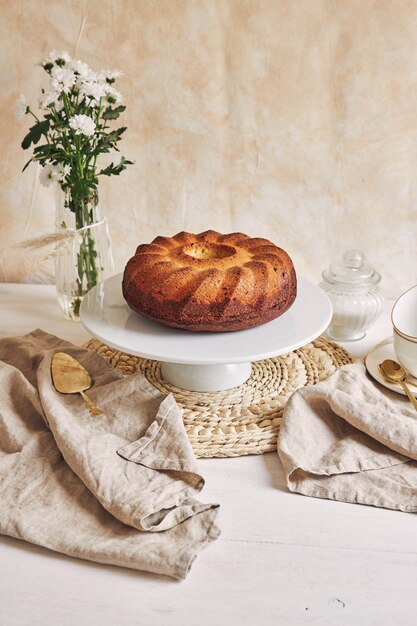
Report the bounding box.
[80,274,332,365]
[365,340,417,397]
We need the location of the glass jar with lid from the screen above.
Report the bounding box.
[320,250,385,341]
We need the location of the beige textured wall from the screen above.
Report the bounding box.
[1,0,417,296]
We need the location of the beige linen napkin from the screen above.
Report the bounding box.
[0,329,220,579]
[278,362,417,512]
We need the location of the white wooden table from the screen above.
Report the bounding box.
[1,284,416,626]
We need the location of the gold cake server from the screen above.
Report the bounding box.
[51,352,104,417]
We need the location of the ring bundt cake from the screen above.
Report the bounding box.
[122,230,297,332]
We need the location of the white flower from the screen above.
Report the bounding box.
[15,94,28,119]
[55,162,71,182]
[79,80,107,105]
[39,162,55,187]
[43,50,71,67]
[69,114,96,137]
[38,89,61,109]
[70,59,97,82]
[51,67,77,94]
[39,161,71,187]
[105,85,123,105]
[98,69,123,83]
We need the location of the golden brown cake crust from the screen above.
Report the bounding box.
[122,230,297,332]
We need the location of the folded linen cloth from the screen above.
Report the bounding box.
[0,329,220,579]
[277,361,417,512]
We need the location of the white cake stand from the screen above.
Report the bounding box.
[80,274,332,392]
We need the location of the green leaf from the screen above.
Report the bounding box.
[22,158,33,173]
[92,138,112,155]
[33,144,59,160]
[72,178,91,199]
[107,127,127,143]
[102,105,126,120]
[97,163,116,176]
[21,120,50,150]
[98,156,133,177]
[91,127,127,156]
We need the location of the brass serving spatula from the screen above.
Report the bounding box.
[51,352,104,417]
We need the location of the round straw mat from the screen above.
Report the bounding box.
[84,337,352,458]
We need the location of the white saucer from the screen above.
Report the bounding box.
[80,274,332,391]
[365,340,417,397]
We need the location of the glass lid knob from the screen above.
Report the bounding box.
[342,250,364,269]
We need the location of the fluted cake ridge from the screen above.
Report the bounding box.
[122,230,297,332]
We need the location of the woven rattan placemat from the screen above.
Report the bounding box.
[84,337,352,458]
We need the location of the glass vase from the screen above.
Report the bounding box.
[55,189,114,321]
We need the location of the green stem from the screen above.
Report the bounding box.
[71,191,100,310]
[28,108,40,122]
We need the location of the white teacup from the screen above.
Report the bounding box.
[392,284,417,378]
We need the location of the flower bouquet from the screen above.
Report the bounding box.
[17,50,132,319]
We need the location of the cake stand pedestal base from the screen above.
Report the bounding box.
[160,361,252,392]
